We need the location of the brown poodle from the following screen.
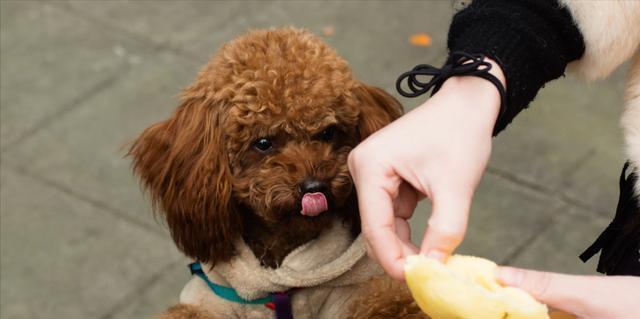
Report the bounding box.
[129,27,426,319]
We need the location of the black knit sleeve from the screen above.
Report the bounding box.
[447,0,585,134]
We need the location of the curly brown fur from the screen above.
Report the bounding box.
[345,275,428,319]
[128,27,401,268]
[240,196,360,268]
[156,304,214,319]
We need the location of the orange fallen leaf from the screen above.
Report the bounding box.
[322,26,335,37]
[409,33,432,47]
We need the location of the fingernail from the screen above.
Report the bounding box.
[425,250,447,262]
[496,267,524,287]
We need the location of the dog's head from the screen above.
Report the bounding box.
[129,28,401,265]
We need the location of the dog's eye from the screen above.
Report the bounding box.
[253,138,273,152]
[317,126,336,142]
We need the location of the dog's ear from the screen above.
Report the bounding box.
[128,95,239,265]
[352,84,403,140]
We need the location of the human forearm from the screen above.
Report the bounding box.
[447,0,585,133]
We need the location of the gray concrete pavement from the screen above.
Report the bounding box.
[0,1,627,318]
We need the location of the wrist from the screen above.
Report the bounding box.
[435,63,503,130]
[440,56,505,103]
[408,56,505,136]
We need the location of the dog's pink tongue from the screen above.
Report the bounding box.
[301,192,328,216]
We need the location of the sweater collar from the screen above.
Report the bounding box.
[202,219,379,300]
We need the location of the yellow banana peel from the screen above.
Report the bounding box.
[404,255,556,319]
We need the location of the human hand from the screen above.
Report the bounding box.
[497,267,640,318]
[348,59,505,280]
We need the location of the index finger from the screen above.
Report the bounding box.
[420,191,470,260]
[355,172,410,280]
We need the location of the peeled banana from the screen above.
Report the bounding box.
[404,254,550,319]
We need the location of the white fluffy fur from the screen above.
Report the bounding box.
[561,1,640,195]
[561,0,640,81]
[622,55,640,195]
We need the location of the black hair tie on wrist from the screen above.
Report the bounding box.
[396,51,507,136]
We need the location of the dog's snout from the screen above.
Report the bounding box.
[299,179,327,194]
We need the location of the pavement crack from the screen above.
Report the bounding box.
[500,207,564,265]
[53,1,204,63]
[3,162,167,238]
[485,165,609,217]
[559,148,597,185]
[2,70,124,153]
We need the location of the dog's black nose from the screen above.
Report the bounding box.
[299,179,327,194]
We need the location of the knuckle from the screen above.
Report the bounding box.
[347,147,366,171]
[361,224,375,239]
[528,271,553,299]
[429,223,464,244]
[347,149,358,168]
[362,225,378,241]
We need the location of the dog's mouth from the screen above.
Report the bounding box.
[300,192,328,217]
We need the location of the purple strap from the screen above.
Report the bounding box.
[273,292,293,319]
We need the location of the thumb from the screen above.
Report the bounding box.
[496,267,594,315]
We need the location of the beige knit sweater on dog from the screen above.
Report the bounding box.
[178,220,383,319]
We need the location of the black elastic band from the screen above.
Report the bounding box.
[396,51,507,136]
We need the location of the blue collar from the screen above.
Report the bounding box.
[189,262,272,304]
[188,262,294,319]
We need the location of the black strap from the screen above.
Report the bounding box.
[580,162,640,275]
[396,51,507,136]
[273,292,294,319]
